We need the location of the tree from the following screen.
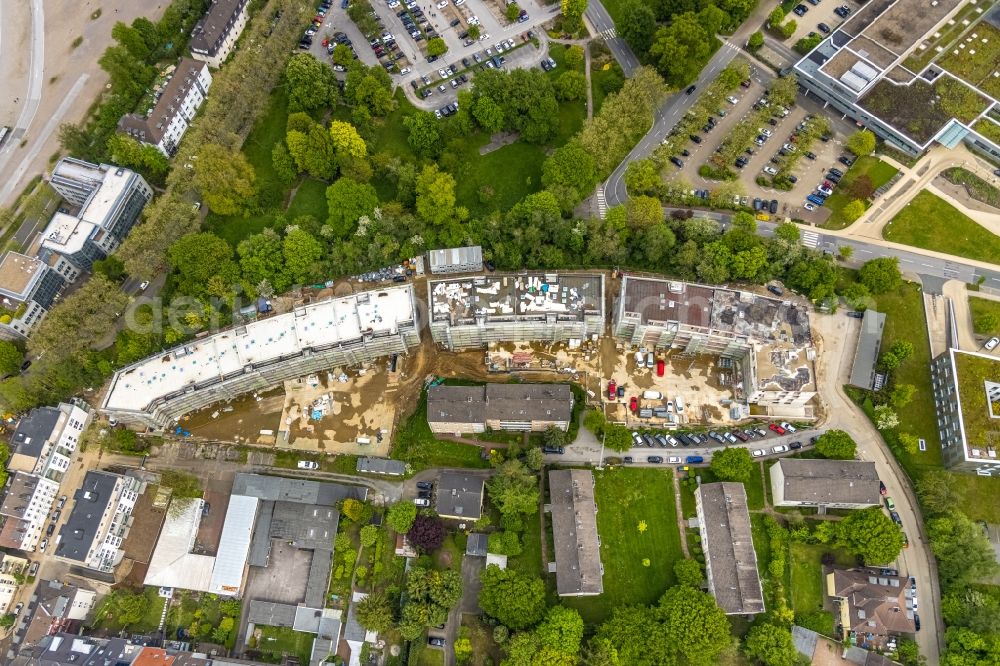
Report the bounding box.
[928,511,999,588]
[271,142,297,184]
[874,404,899,430]
[401,566,463,636]
[745,623,798,666]
[238,228,289,295]
[488,530,523,556]
[357,590,394,633]
[455,635,473,664]
[779,20,797,39]
[747,30,764,51]
[974,308,1000,334]
[468,24,481,40]
[847,129,877,156]
[408,514,447,552]
[603,424,633,452]
[555,70,587,101]
[543,425,568,448]
[836,506,905,564]
[282,226,324,285]
[360,524,380,548]
[168,232,239,298]
[815,429,856,459]
[658,585,732,665]
[839,245,854,260]
[332,44,354,67]
[543,141,597,202]
[536,605,585,656]
[649,14,713,87]
[674,558,704,588]
[329,120,367,159]
[342,498,365,522]
[898,432,921,455]
[595,605,663,665]
[478,564,547,629]
[387,501,417,533]
[561,0,587,31]
[0,613,14,628]
[426,37,448,56]
[524,446,545,471]
[0,341,22,376]
[891,383,916,408]
[619,0,657,52]
[709,447,753,482]
[627,196,664,228]
[285,53,337,112]
[473,95,504,133]
[404,111,442,158]
[841,199,866,223]
[106,134,169,181]
[415,164,458,227]
[917,471,959,516]
[112,21,151,61]
[506,2,522,21]
[859,257,901,294]
[325,178,379,238]
[486,459,539,519]
[847,174,876,200]
[768,7,785,25]
[774,222,800,243]
[193,144,257,216]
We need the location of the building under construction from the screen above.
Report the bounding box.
[102,285,420,429]
[429,273,605,350]
[613,276,815,410]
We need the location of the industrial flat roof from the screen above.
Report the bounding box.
[849,310,886,389]
[430,273,602,324]
[0,252,46,300]
[209,494,258,595]
[40,212,94,256]
[950,348,1000,461]
[143,499,216,592]
[104,285,415,412]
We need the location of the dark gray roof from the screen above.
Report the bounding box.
[11,634,129,666]
[118,58,206,146]
[189,0,248,56]
[269,501,339,550]
[0,471,42,519]
[344,593,369,642]
[427,383,573,425]
[466,533,488,557]
[696,482,764,615]
[17,581,95,648]
[232,473,368,506]
[776,459,881,506]
[435,472,485,519]
[792,625,819,658]
[56,471,117,562]
[548,470,603,596]
[305,548,333,609]
[356,457,406,475]
[247,500,274,567]
[849,310,886,389]
[247,600,297,627]
[11,407,60,459]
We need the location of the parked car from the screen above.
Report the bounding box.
[428,637,446,647]
[414,498,431,507]
[879,481,887,495]
[418,490,432,499]
[38,539,48,551]
[670,156,684,168]
[543,445,565,454]
[623,456,634,463]
[780,422,797,432]
[769,199,779,214]
[297,460,319,469]
[685,456,704,464]
[767,284,784,296]
[647,456,664,464]
[885,497,896,511]
[416,481,433,490]
[985,336,999,351]
[818,22,831,33]
[771,444,788,454]
[751,449,765,458]
[788,441,803,450]
[769,422,786,435]
[890,511,902,525]
[668,456,682,464]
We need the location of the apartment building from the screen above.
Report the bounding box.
[426,383,574,433]
[41,158,153,274]
[102,285,421,428]
[0,251,66,340]
[10,582,97,651]
[119,58,212,157]
[189,0,251,68]
[7,402,91,481]
[792,0,1000,159]
[0,472,59,553]
[613,276,815,411]
[54,470,144,573]
[931,347,1000,474]
[429,272,605,350]
[770,459,881,509]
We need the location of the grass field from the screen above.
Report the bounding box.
[591,60,625,114]
[255,625,314,665]
[883,190,1000,263]
[93,587,165,634]
[286,178,329,222]
[949,474,1000,522]
[562,467,684,625]
[969,296,1000,336]
[820,157,899,230]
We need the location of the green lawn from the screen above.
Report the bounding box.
[562,468,684,625]
[254,625,315,665]
[820,156,899,230]
[392,389,490,470]
[949,474,1000,523]
[872,281,942,470]
[92,587,165,634]
[969,296,1000,336]
[286,178,329,222]
[591,60,624,114]
[883,190,1000,263]
[509,508,544,578]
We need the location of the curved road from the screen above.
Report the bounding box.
[584,0,639,76]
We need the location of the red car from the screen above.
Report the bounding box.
[656,359,665,377]
[769,422,786,435]
[629,396,638,412]
[607,380,617,400]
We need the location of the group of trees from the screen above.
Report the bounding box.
[398,566,463,639]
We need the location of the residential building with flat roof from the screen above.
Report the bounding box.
[0,252,66,340]
[547,469,603,596]
[770,459,882,509]
[849,310,886,390]
[101,284,420,428]
[119,58,212,157]
[436,472,485,520]
[429,272,604,350]
[614,276,815,412]
[827,568,917,651]
[931,347,1000,474]
[792,0,1000,160]
[189,0,251,68]
[427,383,574,433]
[42,158,153,274]
[695,482,764,615]
[428,245,483,274]
[55,470,144,573]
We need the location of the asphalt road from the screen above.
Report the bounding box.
[662,206,1000,293]
[584,0,639,76]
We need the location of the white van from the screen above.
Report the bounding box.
[646,352,655,368]
[642,390,662,400]
[675,396,685,413]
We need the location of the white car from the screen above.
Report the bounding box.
[485,46,492,55]
[751,449,765,458]
[436,0,448,7]
[139,280,150,290]
[780,421,797,432]
[495,42,504,52]
[438,68,448,78]
[771,444,789,454]
[760,128,773,137]
[454,0,465,4]
[399,67,411,74]
[505,38,515,48]
[468,14,479,24]
[985,336,999,351]
[727,95,739,104]
[480,32,491,41]
[414,498,431,507]
[818,185,833,196]
[668,456,682,464]
[297,460,319,469]
[782,143,796,152]
[665,435,679,447]
[388,0,399,6]
[763,166,778,175]
[804,202,817,211]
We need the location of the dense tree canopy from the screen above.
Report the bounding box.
[709,447,753,482]
[815,429,857,460]
[478,565,547,629]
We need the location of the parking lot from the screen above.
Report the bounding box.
[786,0,862,48]
[667,76,856,223]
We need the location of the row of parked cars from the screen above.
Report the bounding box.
[804,159,851,209]
[629,421,807,449]
[299,0,334,49]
